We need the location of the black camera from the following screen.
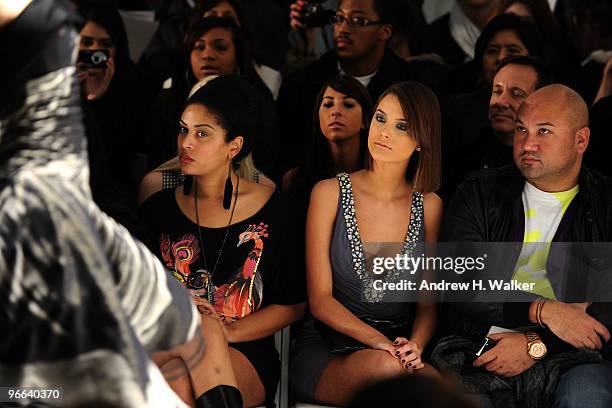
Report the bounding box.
[77,49,109,69]
[300,0,335,28]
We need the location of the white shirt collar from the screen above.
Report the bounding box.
[449,2,480,61]
[337,62,377,88]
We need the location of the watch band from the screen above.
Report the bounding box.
[525,332,540,343]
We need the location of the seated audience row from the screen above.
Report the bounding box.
[137,72,612,407]
[5,0,612,407]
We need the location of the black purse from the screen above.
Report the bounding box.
[316,318,411,355]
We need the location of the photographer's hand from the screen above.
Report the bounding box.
[289,0,307,30]
[85,57,114,100]
[76,62,88,82]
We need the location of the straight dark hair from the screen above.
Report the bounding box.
[286,75,373,202]
[365,82,441,193]
[494,55,554,89]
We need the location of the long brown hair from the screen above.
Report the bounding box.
[365,82,441,193]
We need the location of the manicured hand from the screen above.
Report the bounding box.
[473,332,535,377]
[289,0,307,30]
[370,340,398,358]
[393,337,424,371]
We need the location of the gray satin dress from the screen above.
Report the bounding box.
[291,173,424,402]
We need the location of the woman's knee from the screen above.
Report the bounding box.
[200,315,228,348]
[365,350,406,379]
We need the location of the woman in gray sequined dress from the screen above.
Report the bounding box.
[291,82,444,405]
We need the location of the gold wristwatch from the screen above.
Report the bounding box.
[525,332,547,360]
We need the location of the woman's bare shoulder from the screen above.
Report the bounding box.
[422,192,443,213]
[311,176,340,199]
[138,171,164,206]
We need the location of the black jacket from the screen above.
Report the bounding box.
[440,165,612,356]
[585,95,612,177]
[417,13,467,66]
[275,48,448,176]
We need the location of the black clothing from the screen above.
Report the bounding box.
[572,60,605,106]
[441,87,512,202]
[82,105,141,235]
[440,165,612,355]
[417,14,467,66]
[586,95,612,177]
[478,128,513,170]
[432,335,603,408]
[276,48,448,175]
[82,58,145,194]
[146,86,184,170]
[137,0,190,101]
[442,60,482,99]
[140,188,306,405]
[242,0,289,71]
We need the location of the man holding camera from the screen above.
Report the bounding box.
[276,0,444,174]
[439,84,612,407]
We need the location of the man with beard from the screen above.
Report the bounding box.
[439,84,612,407]
[276,0,447,175]
[443,55,552,201]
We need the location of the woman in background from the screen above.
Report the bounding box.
[282,75,373,217]
[77,3,145,232]
[146,16,278,175]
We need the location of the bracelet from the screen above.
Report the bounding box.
[532,297,542,325]
[536,297,544,326]
[536,297,548,328]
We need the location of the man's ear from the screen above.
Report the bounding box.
[576,127,590,155]
[379,24,393,42]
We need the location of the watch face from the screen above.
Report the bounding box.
[530,343,547,359]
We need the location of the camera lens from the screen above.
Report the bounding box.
[91,51,108,65]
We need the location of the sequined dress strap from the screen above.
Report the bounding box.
[336,172,424,302]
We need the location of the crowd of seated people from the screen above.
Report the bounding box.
[3,0,612,407]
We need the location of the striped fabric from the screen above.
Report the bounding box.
[0,2,198,406]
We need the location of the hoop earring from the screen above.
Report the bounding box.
[183,175,194,195]
[223,162,233,210]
